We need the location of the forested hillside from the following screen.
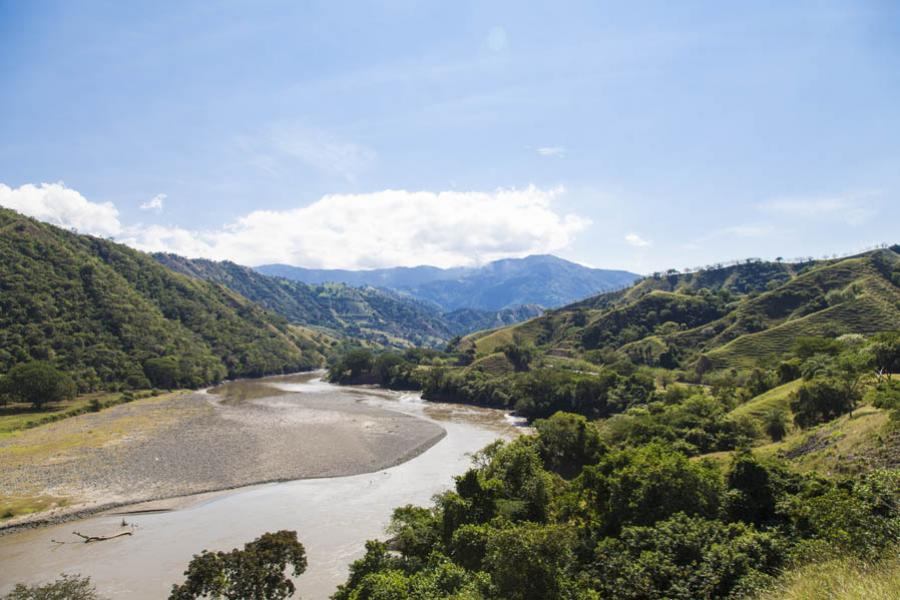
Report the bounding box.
[0,208,331,392]
[327,248,900,599]
[155,254,543,347]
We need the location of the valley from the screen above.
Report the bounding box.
[1,208,898,599]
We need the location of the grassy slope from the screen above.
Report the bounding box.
[758,553,900,600]
[456,250,900,372]
[730,380,802,422]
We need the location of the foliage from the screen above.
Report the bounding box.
[498,343,535,372]
[0,208,325,393]
[590,513,782,600]
[0,361,75,409]
[1,574,105,600]
[867,380,900,420]
[169,530,307,600]
[156,254,548,348]
[790,378,859,428]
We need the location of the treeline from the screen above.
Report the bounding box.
[326,332,900,438]
[332,413,900,599]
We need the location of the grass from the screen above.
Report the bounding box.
[0,495,71,521]
[730,380,802,422]
[757,552,900,600]
[752,405,893,476]
[0,390,160,439]
[707,276,900,369]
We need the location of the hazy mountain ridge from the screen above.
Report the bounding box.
[154,254,544,347]
[257,254,640,311]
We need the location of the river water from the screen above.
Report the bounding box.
[0,374,521,599]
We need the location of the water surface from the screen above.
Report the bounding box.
[0,374,518,599]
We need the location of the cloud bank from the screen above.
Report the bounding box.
[0,182,121,237]
[0,182,590,269]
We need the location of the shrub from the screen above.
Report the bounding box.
[2,574,105,600]
[790,379,858,428]
[1,361,76,409]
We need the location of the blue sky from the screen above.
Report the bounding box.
[1,1,898,272]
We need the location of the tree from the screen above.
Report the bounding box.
[169,531,307,600]
[534,412,605,478]
[592,514,782,600]
[143,357,180,389]
[867,332,900,380]
[483,523,576,600]
[725,452,778,524]
[343,348,374,380]
[761,406,788,441]
[2,574,105,600]
[790,379,858,428]
[867,380,900,421]
[499,343,535,372]
[2,361,75,409]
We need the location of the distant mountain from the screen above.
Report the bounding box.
[257,254,640,311]
[154,254,544,347]
[0,208,331,392]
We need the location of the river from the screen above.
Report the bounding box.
[0,373,522,599]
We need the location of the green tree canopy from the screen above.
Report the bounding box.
[2,361,75,409]
[169,531,306,600]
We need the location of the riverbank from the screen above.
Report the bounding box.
[0,372,446,533]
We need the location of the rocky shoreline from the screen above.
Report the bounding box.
[0,374,447,535]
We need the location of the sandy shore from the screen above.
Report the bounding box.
[0,373,445,533]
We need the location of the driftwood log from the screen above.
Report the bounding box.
[71,530,133,543]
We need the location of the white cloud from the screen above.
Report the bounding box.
[625,233,651,247]
[759,193,877,226]
[536,146,566,158]
[0,182,121,237]
[121,186,590,268]
[140,193,166,212]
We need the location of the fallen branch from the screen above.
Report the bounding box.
[72,530,133,543]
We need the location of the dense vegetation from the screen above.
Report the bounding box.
[0,208,331,393]
[258,254,640,312]
[156,254,543,347]
[330,413,898,599]
[325,250,900,599]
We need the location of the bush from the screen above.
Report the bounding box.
[1,361,76,409]
[2,574,105,600]
[591,513,783,600]
[790,379,858,428]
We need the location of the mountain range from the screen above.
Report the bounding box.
[154,254,543,347]
[257,255,640,311]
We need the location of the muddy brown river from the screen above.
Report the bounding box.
[0,374,522,599]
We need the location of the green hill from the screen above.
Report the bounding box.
[0,208,331,392]
[458,249,900,373]
[155,254,543,348]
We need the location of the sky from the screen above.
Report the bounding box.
[1,0,899,273]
